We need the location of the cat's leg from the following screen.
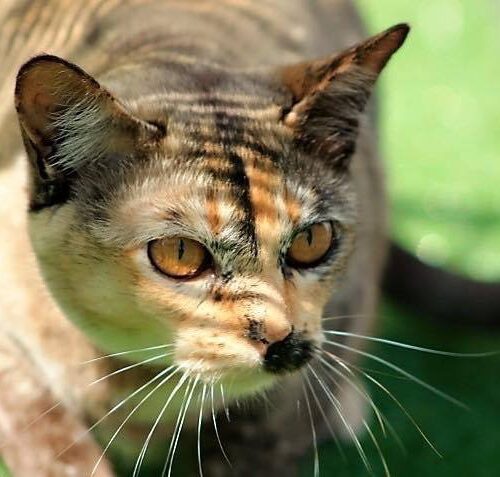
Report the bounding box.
[0,332,115,477]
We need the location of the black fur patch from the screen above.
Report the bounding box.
[246,318,269,344]
[263,331,313,374]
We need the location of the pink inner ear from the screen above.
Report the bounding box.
[33,91,53,112]
[21,82,63,137]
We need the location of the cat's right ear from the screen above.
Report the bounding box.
[276,24,409,167]
[15,55,163,210]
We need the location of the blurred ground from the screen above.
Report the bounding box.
[298,0,500,475]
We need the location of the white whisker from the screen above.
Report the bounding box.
[197,383,207,477]
[325,349,437,456]
[321,313,370,323]
[220,383,230,422]
[90,366,179,476]
[211,383,231,467]
[318,355,386,437]
[57,365,176,461]
[80,344,175,365]
[323,340,468,409]
[0,401,62,449]
[301,379,319,477]
[323,353,408,454]
[133,371,190,476]
[308,364,371,472]
[303,368,345,459]
[323,330,498,357]
[2,356,174,452]
[363,420,391,477]
[89,352,172,386]
[166,375,200,477]
[356,363,441,457]
[161,376,194,477]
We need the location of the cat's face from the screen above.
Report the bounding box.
[15,26,408,396]
[26,85,357,395]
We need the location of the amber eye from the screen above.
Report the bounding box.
[286,222,336,268]
[148,237,210,279]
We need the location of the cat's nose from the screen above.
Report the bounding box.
[263,331,313,374]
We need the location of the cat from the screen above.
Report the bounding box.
[2,1,493,477]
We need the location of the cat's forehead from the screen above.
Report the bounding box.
[82,89,355,268]
[163,93,288,159]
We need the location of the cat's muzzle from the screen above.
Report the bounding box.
[263,331,313,374]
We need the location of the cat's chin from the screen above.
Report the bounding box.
[217,368,278,400]
[186,365,277,398]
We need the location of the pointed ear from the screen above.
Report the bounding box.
[15,55,163,210]
[279,24,409,165]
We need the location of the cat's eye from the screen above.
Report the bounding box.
[148,237,210,279]
[286,222,336,268]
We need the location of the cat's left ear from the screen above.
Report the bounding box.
[278,24,409,165]
[15,56,162,170]
[15,55,163,210]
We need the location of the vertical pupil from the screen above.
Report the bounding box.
[178,239,185,260]
[306,228,313,246]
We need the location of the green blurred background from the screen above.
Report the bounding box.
[1,1,498,476]
[298,0,500,475]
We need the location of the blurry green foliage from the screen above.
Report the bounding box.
[358,0,500,281]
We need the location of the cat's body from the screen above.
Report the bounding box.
[0,1,405,476]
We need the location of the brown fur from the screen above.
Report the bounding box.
[0,2,409,476]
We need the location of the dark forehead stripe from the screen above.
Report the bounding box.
[213,109,258,258]
[169,93,286,262]
[169,96,285,162]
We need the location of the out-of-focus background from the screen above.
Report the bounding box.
[298,0,500,475]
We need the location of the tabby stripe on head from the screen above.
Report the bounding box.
[162,104,280,120]
[205,188,222,235]
[237,144,281,233]
[187,141,282,167]
[136,92,276,105]
[214,110,258,258]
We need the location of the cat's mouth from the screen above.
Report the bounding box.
[175,331,316,389]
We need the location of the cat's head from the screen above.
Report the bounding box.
[15,25,408,396]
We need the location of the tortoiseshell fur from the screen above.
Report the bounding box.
[0,1,408,476]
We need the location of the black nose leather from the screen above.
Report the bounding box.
[263,332,313,374]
